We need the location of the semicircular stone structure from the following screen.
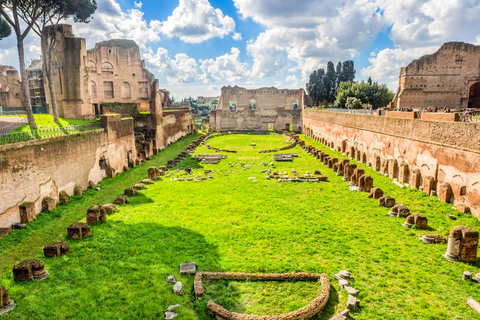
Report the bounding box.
[194,272,331,320]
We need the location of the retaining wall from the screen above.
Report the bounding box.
[303,110,480,218]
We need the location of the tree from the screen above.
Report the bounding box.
[306,68,327,106]
[336,80,394,108]
[335,62,342,91]
[367,76,372,85]
[0,0,48,128]
[325,61,336,104]
[31,0,97,122]
[345,97,363,109]
[341,60,355,83]
[0,17,11,38]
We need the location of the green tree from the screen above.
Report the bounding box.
[345,97,363,109]
[306,68,327,106]
[367,76,372,85]
[336,80,394,108]
[32,0,97,122]
[0,17,11,38]
[341,60,356,83]
[325,61,336,104]
[335,62,342,91]
[0,0,48,128]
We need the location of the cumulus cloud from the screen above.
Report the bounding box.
[134,1,142,9]
[160,0,236,43]
[71,0,161,49]
[232,32,242,41]
[144,47,198,85]
[236,0,385,81]
[200,47,249,83]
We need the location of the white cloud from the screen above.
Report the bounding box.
[232,32,242,41]
[236,0,385,82]
[200,47,249,83]
[134,1,142,9]
[160,0,236,43]
[360,46,437,90]
[71,0,161,49]
[144,47,198,85]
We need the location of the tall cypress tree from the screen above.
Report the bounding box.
[325,61,336,104]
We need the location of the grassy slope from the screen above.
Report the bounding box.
[0,133,480,319]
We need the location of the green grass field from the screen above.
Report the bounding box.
[1,133,480,319]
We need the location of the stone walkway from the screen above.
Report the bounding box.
[0,117,27,134]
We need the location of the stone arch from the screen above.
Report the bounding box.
[249,99,256,110]
[101,62,114,75]
[468,82,480,108]
[89,60,97,73]
[121,82,131,99]
[350,146,355,158]
[374,155,381,171]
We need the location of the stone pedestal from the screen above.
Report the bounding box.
[368,187,384,199]
[423,176,436,196]
[438,183,453,203]
[445,226,479,262]
[67,222,91,239]
[19,202,36,223]
[379,196,395,207]
[359,175,373,192]
[410,169,421,189]
[42,197,56,211]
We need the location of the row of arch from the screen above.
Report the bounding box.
[89,61,114,74]
[228,100,300,111]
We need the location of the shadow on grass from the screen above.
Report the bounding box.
[2,222,221,320]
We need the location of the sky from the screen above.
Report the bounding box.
[1,0,480,100]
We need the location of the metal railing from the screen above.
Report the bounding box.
[327,108,378,115]
[0,122,102,145]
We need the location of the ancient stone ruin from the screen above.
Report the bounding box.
[0,285,14,315]
[194,272,330,320]
[86,205,107,224]
[210,86,304,132]
[12,259,48,281]
[445,226,479,262]
[67,222,91,239]
[43,241,70,257]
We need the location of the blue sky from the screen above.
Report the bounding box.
[1,0,480,100]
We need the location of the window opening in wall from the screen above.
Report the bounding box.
[101,62,114,75]
[91,81,97,98]
[89,61,97,73]
[230,102,236,111]
[139,81,148,99]
[249,100,256,110]
[121,82,131,99]
[104,81,114,98]
[268,123,274,131]
[293,100,299,110]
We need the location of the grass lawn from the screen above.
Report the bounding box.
[1,133,480,319]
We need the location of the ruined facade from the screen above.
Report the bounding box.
[43,24,195,150]
[197,96,218,105]
[210,86,304,131]
[0,65,23,111]
[391,42,480,109]
[87,39,155,116]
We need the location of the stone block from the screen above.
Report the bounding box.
[44,241,70,257]
[412,213,428,228]
[12,259,45,282]
[0,228,12,240]
[148,167,158,180]
[368,187,384,199]
[59,191,70,204]
[142,179,154,185]
[438,183,453,203]
[359,175,373,192]
[86,205,103,224]
[102,204,119,214]
[133,183,146,190]
[410,169,421,189]
[19,202,36,223]
[423,176,436,196]
[379,196,395,207]
[351,168,365,186]
[457,204,471,213]
[445,226,479,262]
[313,170,321,175]
[398,163,409,184]
[114,195,130,205]
[42,197,56,212]
[173,282,183,295]
[347,295,360,311]
[180,262,196,274]
[74,185,83,196]
[124,188,139,196]
[67,222,91,239]
[0,285,11,308]
[403,215,415,228]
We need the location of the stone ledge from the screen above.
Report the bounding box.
[195,272,330,320]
